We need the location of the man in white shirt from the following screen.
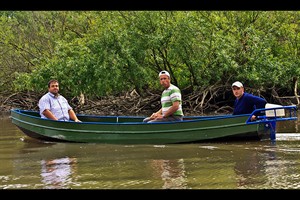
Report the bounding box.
[38,79,81,122]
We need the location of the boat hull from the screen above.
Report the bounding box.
[11,109,269,144]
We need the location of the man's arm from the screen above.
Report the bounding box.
[42,109,58,120]
[162,101,180,118]
[251,95,267,121]
[68,109,81,122]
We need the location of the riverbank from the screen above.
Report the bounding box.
[0,90,234,117]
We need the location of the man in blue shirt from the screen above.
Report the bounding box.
[38,80,81,122]
[232,81,267,121]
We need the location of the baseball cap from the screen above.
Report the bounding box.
[159,70,170,77]
[232,81,243,88]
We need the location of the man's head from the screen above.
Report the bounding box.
[232,81,244,99]
[159,70,171,88]
[232,81,243,88]
[159,70,170,78]
[48,79,59,96]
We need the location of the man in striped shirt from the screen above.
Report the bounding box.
[143,70,184,123]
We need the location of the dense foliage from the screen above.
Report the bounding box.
[0,11,299,112]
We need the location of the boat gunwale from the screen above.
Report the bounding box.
[11,116,251,134]
[10,109,251,126]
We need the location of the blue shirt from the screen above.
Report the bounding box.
[233,92,267,115]
[38,92,72,121]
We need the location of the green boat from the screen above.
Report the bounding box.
[10,106,297,144]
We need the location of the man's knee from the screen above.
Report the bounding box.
[143,117,151,122]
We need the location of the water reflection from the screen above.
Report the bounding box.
[233,142,300,189]
[263,144,300,189]
[40,157,77,189]
[18,138,55,154]
[277,117,299,133]
[234,148,276,188]
[150,159,187,189]
[1,114,300,189]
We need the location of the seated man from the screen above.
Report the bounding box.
[143,71,184,123]
[38,79,81,122]
[231,81,267,121]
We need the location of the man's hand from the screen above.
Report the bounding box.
[250,115,257,121]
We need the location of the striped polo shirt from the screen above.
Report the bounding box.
[161,84,183,116]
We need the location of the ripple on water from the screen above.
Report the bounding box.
[275,133,300,141]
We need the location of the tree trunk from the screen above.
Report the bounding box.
[294,77,300,105]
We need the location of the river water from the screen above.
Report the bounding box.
[0,113,300,189]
